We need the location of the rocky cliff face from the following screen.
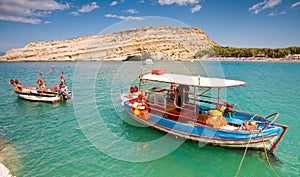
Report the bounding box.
[0,26,218,61]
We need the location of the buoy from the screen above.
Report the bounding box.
[134,108,141,115]
[208,110,223,117]
[9,79,14,85]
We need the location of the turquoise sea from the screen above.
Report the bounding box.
[0,61,299,177]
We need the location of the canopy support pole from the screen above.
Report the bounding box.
[217,88,221,107]
[193,86,197,122]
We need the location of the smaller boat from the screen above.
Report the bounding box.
[9,79,72,103]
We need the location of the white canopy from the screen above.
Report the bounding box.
[142,73,246,88]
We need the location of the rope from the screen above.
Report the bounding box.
[260,130,279,177]
[235,130,279,177]
[234,131,253,177]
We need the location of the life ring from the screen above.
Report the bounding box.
[137,93,147,104]
[130,86,139,93]
[9,79,14,85]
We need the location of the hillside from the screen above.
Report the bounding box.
[0,26,218,61]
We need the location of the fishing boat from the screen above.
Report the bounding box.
[9,79,72,103]
[120,69,288,152]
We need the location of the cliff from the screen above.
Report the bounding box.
[0,26,218,61]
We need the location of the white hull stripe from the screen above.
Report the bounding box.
[18,93,60,102]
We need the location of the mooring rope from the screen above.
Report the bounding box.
[234,131,253,177]
[260,130,279,177]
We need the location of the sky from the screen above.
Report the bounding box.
[0,0,300,52]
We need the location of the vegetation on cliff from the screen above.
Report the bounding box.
[195,46,300,58]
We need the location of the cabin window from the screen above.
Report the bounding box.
[146,91,167,116]
[147,92,166,108]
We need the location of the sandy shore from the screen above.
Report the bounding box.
[1,57,300,62]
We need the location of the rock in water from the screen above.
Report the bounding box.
[0,139,21,177]
[0,163,15,177]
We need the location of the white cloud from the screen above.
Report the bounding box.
[280,11,286,14]
[190,4,201,13]
[249,0,282,14]
[70,11,81,16]
[291,1,300,8]
[0,15,41,24]
[158,0,200,6]
[126,9,138,14]
[110,1,118,6]
[78,2,99,13]
[105,13,144,20]
[0,0,69,24]
[268,12,276,16]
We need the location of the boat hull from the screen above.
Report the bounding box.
[13,86,71,103]
[17,92,61,103]
[124,107,280,152]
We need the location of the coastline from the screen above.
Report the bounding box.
[1,57,300,63]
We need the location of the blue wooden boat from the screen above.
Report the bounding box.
[120,69,288,152]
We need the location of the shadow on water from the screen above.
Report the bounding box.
[227,148,283,165]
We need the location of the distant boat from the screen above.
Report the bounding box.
[9,78,72,103]
[144,58,153,65]
[120,69,288,152]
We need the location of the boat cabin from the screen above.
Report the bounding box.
[140,72,247,128]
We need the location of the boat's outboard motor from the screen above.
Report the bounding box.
[59,88,72,99]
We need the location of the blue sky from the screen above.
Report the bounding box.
[0,0,300,52]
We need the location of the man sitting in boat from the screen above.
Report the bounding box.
[59,71,66,88]
[241,120,258,131]
[37,73,46,90]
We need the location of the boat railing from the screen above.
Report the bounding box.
[146,89,196,113]
[145,99,197,123]
[145,104,196,123]
[261,112,280,131]
[191,98,219,107]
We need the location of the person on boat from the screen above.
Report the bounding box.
[59,71,65,88]
[15,79,23,91]
[169,83,177,100]
[223,102,235,118]
[37,73,46,90]
[177,84,190,106]
[241,120,257,131]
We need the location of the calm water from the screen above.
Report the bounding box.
[0,61,299,176]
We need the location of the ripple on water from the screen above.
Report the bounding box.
[0,62,300,176]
